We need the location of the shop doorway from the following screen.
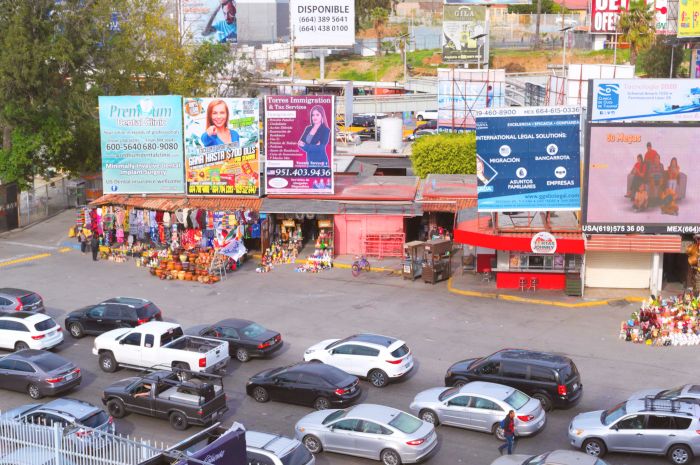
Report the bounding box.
[404,216,423,242]
[270,214,335,258]
[663,253,689,289]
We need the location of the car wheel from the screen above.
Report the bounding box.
[69,322,84,338]
[532,392,553,412]
[417,115,424,121]
[235,348,250,363]
[369,369,388,388]
[99,352,117,373]
[419,409,439,425]
[492,423,505,441]
[303,435,322,454]
[14,341,29,352]
[308,359,322,363]
[381,449,402,465]
[107,398,127,418]
[27,383,42,400]
[583,438,606,458]
[668,444,693,465]
[452,379,468,388]
[169,411,189,431]
[252,386,269,403]
[314,397,331,411]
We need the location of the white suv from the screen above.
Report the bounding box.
[0,312,63,351]
[303,333,413,388]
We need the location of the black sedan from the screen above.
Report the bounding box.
[198,319,282,362]
[64,297,162,338]
[0,350,81,399]
[246,362,361,410]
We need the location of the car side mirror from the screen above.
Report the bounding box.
[611,425,619,431]
[119,339,125,344]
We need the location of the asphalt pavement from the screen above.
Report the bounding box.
[0,211,697,465]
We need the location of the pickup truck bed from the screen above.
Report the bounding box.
[165,337,221,353]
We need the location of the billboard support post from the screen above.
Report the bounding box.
[484,6,490,69]
[320,50,325,80]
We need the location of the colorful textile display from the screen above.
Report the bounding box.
[620,292,700,346]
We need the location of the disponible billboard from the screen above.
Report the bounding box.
[476,107,582,212]
[265,96,334,195]
[99,96,185,194]
[180,0,237,44]
[183,98,260,196]
[291,0,355,47]
[591,79,700,122]
[442,5,486,64]
[584,125,700,234]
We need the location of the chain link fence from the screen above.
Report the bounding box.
[18,176,79,228]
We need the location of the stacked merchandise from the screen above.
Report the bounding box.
[257,242,298,273]
[297,228,334,273]
[147,249,222,284]
[619,292,700,346]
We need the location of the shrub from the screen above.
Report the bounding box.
[410,132,476,178]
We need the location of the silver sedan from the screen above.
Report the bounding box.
[294,404,437,465]
[409,381,546,438]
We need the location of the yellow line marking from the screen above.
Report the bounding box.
[0,253,52,268]
[58,247,71,253]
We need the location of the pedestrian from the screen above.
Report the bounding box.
[90,234,99,261]
[78,228,87,253]
[498,410,516,455]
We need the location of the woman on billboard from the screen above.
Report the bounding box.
[201,99,240,147]
[297,105,330,167]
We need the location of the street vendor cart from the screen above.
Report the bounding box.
[422,239,452,284]
[403,241,425,281]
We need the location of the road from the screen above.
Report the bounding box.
[0,212,697,465]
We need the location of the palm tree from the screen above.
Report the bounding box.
[370,7,389,56]
[617,0,656,65]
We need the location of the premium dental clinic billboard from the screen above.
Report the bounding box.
[265,96,334,195]
[99,96,185,194]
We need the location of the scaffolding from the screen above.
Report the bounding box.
[437,68,506,132]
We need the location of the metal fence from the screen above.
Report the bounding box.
[18,176,78,227]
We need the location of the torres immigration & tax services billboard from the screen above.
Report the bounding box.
[99,96,185,194]
[476,107,581,212]
[583,124,700,234]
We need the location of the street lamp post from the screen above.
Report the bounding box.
[559,26,573,75]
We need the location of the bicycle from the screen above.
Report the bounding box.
[351,255,371,277]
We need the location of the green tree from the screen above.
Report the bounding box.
[637,40,684,77]
[410,133,476,178]
[356,0,391,29]
[617,0,656,65]
[370,7,390,56]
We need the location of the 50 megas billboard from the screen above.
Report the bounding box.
[476,107,582,212]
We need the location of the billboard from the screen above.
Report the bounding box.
[679,0,700,37]
[693,49,700,78]
[591,0,670,34]
[437,68,505,131]
[291,0,355,47]
[99,95,185,194]
[583,124,700,234]
[590,79,700,122]
[265,96,334,195]
[180,0,237,44]
[476,106,582,212]
[183,98,260,196]
[442,5,486,64]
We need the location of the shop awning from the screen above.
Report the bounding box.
[260,198,422,216]
[586,235,682,253]
[90,194,262,211]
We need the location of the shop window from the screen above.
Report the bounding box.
[528,255,545,269]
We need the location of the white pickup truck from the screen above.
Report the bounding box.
[92,321,229,374]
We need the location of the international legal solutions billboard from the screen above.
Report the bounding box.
[98,96,185,194]
[476,107,581,212]
[265,96,334,195]
[183,98,260,196]
[583,124,700,234]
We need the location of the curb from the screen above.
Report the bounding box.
[447,277,644,308]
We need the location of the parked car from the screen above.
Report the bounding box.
[295,404,437,465]
[247,362,361,410]
[415,110,438,121]
[445,349,582,411]
[0,288,44,313]
[198,318,282,362]
[92,321,229,374]
[408,120,438,141]
[628,384,700,405]
[0,312,63,352]
[568,397,700,464]
[0,350,81,399]
[0,398,114,447]
[65,297,163,338]
[409,381,545,438]
[246,430,315,465]
[491,450,609,465]
[102,369,227,430]
[303,333,413,388]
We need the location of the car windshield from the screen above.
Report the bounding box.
[136,304,160,319]
[321,369,352,386]
[659,386,684,398]
[322,410,346,425]
[280,444,313,465]
[601,402,627,425]
[34,319,57,332]
[81,410,109,428]
[325,337,351,350]
[19,294,41,305]
[388,412,422,434]
[33,353,67,372]
[505,390,530,410]
[524,453,549,465]
[390,344,409,358]
[559,362,579,383]
[439,387,459,401]
[241,323,266,339]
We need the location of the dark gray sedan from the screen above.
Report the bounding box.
[0,350,81,399]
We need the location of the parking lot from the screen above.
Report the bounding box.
[0,217,697,465]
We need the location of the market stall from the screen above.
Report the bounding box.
[403,241,425,281]
[620,292,700,346]
[422,239,452,284]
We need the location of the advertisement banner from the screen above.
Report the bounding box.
[99,95,185,194]
[583,124,700,234]
[179,0,238,44]
[591,0,670,34]
[442,5,486,64]
[265,96,334,195]
[291,0,355,47]
[679,0,700,37]
[438,68,506,131]
[591,79,700,122]
[183,98,260,196]
[476,106,582,212]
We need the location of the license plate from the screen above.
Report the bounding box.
[64,373,74,381]
[573,383,578,391]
